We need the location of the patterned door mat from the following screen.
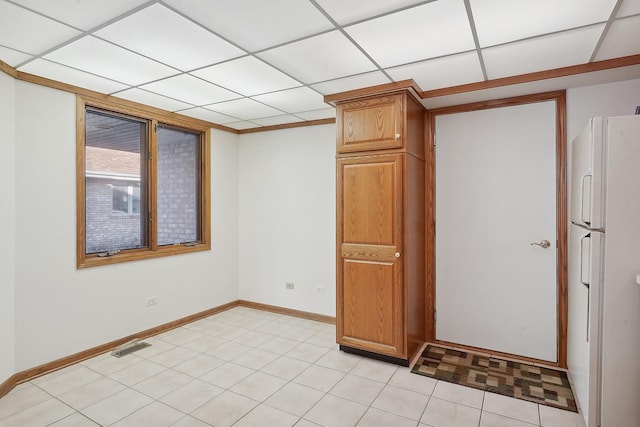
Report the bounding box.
[411,345,578,412]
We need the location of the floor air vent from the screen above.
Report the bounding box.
[111,339,151,358]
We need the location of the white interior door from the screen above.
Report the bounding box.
[435,101,558,362]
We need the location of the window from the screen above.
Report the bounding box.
[77,96,210,267]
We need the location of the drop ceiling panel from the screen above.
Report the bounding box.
[226,121,262,130]
[314,0,429,25]
[295,108,336,121]
[0,1,80,54]
[310,71,391,95]
[483,25,605,79]
[205,98,283,120]
[18,59,129,94]
[251,114,303,126]
[114,88,193,112]
[177,107,238,124]
[192,56,300,96]
[617,0,640,18]
[471,0,617,47]
[140,74,240,106]
[345,0,475,67]
[257,31,376,84]
[43,36,177,86]
[164,0,333,52]
[386,52,484,91]
[96,4,244,72]
[0,46,32,67]
[252,87,329,113]
[595,15,640,60]
[11,0,151,31]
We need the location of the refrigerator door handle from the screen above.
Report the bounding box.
[581,174,592,225]
[579,233,591,288]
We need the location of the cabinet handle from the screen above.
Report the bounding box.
[395,133,401,140]
[395,252,401,258]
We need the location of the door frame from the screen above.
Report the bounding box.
[425,90,567,368]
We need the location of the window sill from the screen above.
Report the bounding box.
[77,242,211,268]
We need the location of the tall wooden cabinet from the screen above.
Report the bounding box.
[332,89,426,365]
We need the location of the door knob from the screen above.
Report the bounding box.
[394,252,401,258]
[530,240,551,249]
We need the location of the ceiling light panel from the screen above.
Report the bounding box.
[205,98,283,121]
[257,31,376,83]
[0,1,80,54]
[345,0,476,68]
[140,74,240,106]
[113,88,193,112]
[164,0,333,52]
[483,24,606,79]
[595,15,640,61]
[386,52,484,91]
[0,46,32,67]
[295,108,336,121]
[18,59,129,94]
[95,4,244,72]
[310,71,391,95]
[43,36,177,86]
[192,56,300,96]
[471,0,617,47]
[11,0,151,31]
[314,0,430,25]
[617,0,640,18]
[252,87,329,113]
[177,107,238,124]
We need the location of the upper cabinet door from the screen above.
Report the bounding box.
[337,94,403,154]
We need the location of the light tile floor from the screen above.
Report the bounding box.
[0,307,587,427]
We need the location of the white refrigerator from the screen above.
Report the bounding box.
[568,115,640,427]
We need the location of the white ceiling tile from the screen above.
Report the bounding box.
[314,0,429,25]
[95,4,244,71]
[345,0,476,68]
[177,107,238,124]
[595,15,640,61]
[471,0,617,47]
[0,2,80,54]
[140,74,240,106]
[251,114,303,126]
[310,71,391,95]
[11,0,150,31]
[225,121,262,130]
[43,36,177,86]
[483,24,606,80]
[113,88,193,112]
[204,98,283,120]
[0,46,32,67]
[257,31,377,83]
[192,56,300,96]
[164,0,333,52]
[295,108,337,121]
[251,87,329,113]
[617,0,640,18]
[18,59,129,94]
[386,52,484,91]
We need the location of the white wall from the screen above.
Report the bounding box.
[12,81,239,370]
[238,125,336,316]
[0,72,16,381]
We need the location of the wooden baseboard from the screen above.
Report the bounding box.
[0,300,335,399]
[237,300,336,324]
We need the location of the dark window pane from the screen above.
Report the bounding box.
[157,126,201,245]
[85,109,147,253]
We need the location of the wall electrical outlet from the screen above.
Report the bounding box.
[285,282,295,290]
[145,296,157,306]
[315,286,326,294]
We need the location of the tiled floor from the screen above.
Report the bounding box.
[0,307,587,427]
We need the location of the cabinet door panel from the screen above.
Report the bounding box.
[338,95,403,153]
[341,260,401,354]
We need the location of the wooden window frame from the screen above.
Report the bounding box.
[76,95,211,268]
